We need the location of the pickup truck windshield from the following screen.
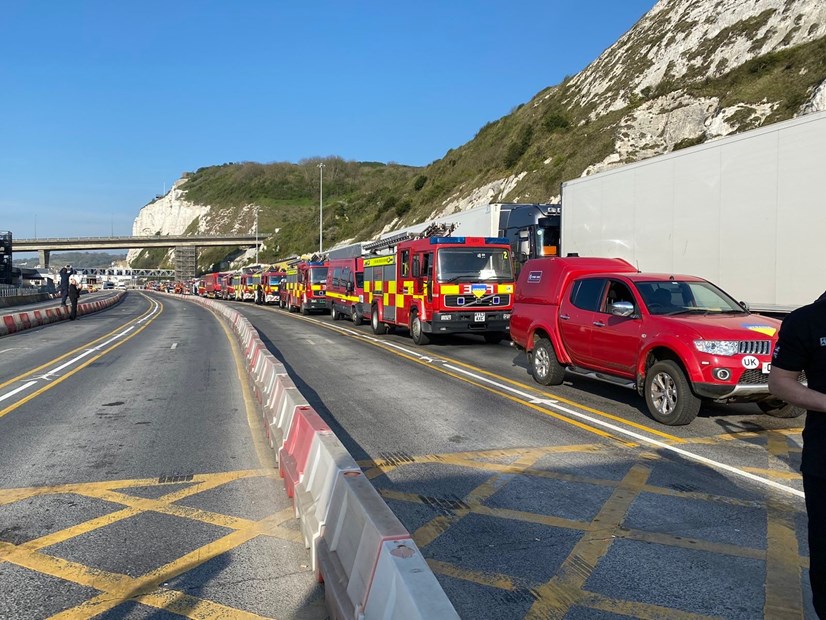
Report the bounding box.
[636,280,746,315]
[309,267,328,284]
[437,248,513,282]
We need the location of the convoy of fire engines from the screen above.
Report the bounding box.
[177,112,826,425]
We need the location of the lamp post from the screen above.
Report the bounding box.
[254,206,259,265]
[318,162,325,254]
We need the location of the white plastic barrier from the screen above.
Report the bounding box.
[294,433,361,571]
[316,470,409,619]
[363,539,460,619]
[269,385,310,457]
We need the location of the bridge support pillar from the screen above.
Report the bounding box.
[38,249,50,269]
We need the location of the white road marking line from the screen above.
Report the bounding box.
[171,343,178,350]
[442,362,804,498]
[0,381,37,403]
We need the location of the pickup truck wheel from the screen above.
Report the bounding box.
[530,338,566,386]
[351,307,363,326]
[757,399,806,418]
[645,360,701,425]
[371,306,388,335]
[410,314,430,345]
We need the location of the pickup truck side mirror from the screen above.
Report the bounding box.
[610,301,636,318]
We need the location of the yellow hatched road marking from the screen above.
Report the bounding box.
[764,431,804,618]
[526,464,651,619]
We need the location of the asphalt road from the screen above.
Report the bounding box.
[0,292,326,619]
[0,292,815,619]
[228,299,815,620]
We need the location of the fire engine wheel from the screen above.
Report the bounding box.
[300,302,309,315]
[371,306,388,335]
[410,314,430,346]
[351,307,363,326]
[329,305,339,320]
[530,337,565,386]
[644,360,701,426]
[757,399,806,418]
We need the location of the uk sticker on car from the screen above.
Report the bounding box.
[741,355,759,370]
[474,312,485,322]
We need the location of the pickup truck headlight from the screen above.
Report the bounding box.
[694,340,739,356]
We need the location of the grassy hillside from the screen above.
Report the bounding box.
[145,35,826,270]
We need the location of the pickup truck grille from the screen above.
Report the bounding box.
[738,369,770,385]
[443,294,511,308]
[738,341,771,355]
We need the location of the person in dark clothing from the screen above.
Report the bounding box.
[68,276,81,320]
[769,291,826,619]
[256,282,264,305]
[59,265,72,306]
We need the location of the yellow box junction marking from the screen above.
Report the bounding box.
[358,435,808,619]
[0,469,294,620]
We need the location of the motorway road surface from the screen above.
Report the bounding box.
[0,291,816,619]
[0,293,326,619]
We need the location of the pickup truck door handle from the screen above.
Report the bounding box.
[560,314,570,321]
[592,320,605,327]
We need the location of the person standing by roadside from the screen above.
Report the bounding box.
[68,274,81,320]
[768,292,826,619]
[58,264,72,306]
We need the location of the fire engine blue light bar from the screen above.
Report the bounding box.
[485,237,509,244]
[430,237,464,244]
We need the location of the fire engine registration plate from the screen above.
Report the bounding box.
[762,362,771,374]
[474,312,485,322]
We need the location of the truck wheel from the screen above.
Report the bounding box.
[410,314,430,346]
[371,306,388,335]
[644,360,701,425]
[530,337,565,386]
[351,307,363,326]
[757,399,806,418]
[484,332,506,344]
[300,302,309,315]
[330,304,339,320]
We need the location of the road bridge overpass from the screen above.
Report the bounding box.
[14,234,261,272]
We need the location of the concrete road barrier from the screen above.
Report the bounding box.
[279,406,332,498]
[363,539,460,620]
[317,470,410,619]
[293,433,361,572]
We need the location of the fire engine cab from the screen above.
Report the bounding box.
[364,228,515,345]
[284,260,328,314]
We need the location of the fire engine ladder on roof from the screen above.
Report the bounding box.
[363,223,457,253]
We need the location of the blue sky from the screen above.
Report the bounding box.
[1,1,655,245]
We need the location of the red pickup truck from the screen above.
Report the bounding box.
[509,257,803,425]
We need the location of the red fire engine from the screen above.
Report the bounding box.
[202,272,223,298]
[326,256,368,324]
[364,231,515,345]
[262,267,287,305]
[283,261,328,314]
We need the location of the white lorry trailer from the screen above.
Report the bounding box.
[560,110,826,314]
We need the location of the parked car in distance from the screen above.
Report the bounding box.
[102,281,115,290]
[509,257,804,426]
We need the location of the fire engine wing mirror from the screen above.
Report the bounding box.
[739,300,750,311]
[610,301,635,317]
[346,281,354,293]
[518,230,530,240]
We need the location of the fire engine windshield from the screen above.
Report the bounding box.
[309,267,328,284]
[437,248,513,282]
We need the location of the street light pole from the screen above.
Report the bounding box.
[318,162,325,254]
[255,207,259,265]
